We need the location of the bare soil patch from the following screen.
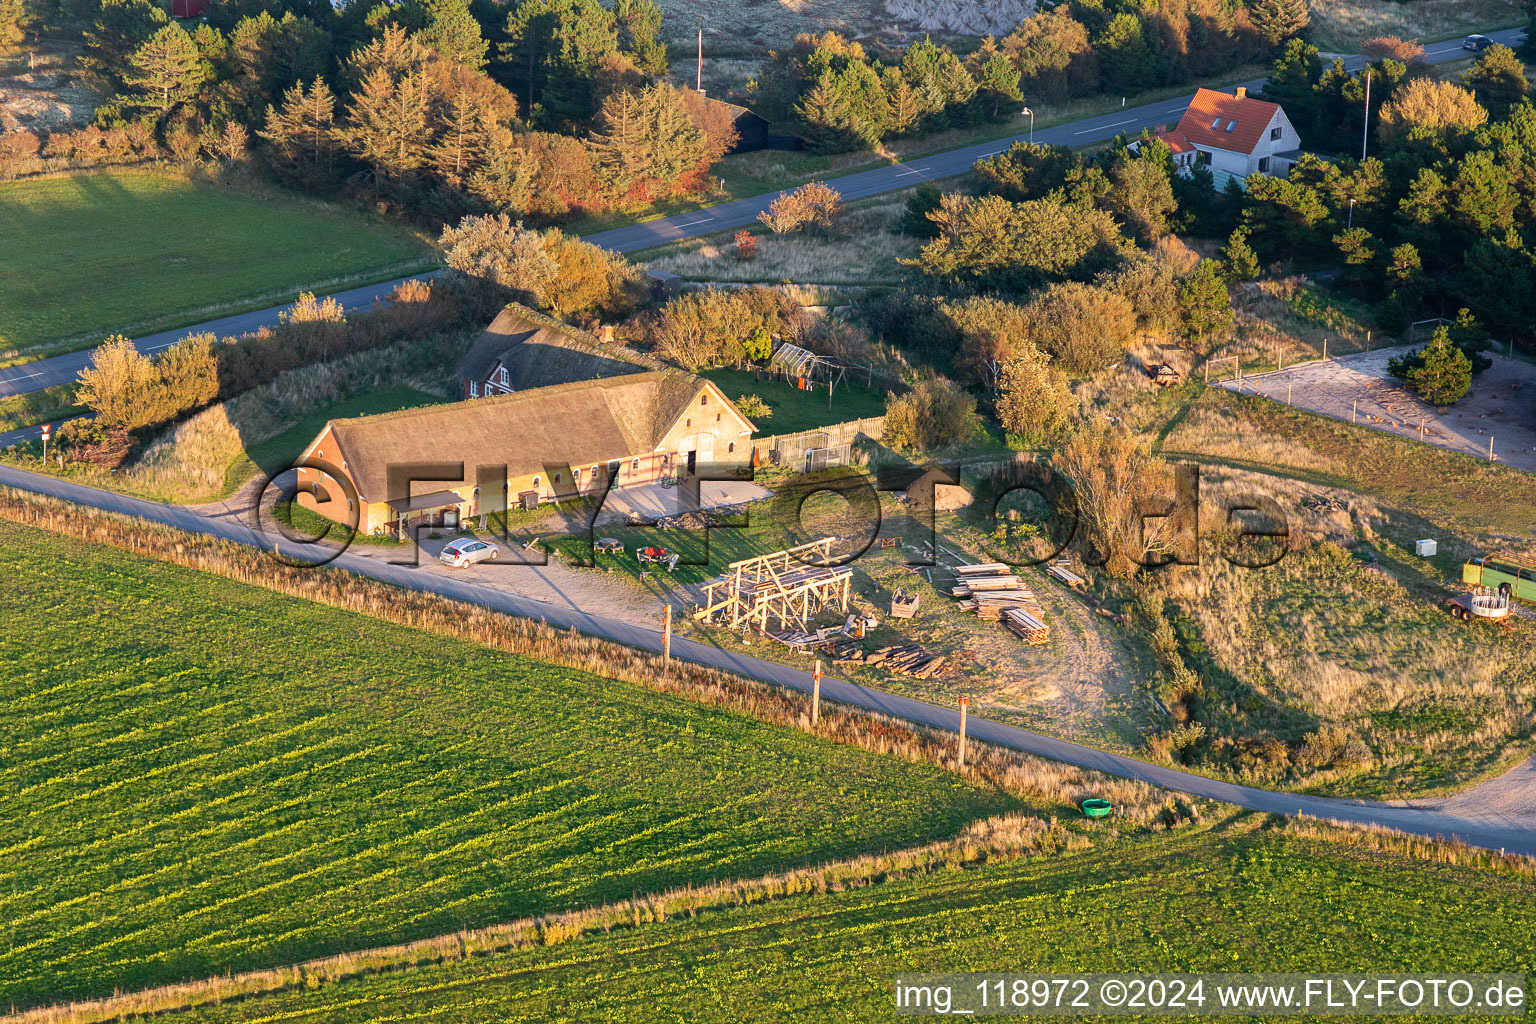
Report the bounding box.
[1219,348,1536,475]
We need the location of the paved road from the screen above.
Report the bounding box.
[0,272,438,401]
[3,461,1533,856]
[1,27,1520,409]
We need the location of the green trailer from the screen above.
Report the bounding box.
[1463,558,1536,604]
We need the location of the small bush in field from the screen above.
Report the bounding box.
[735,394,771,420]
[281,292,347,324]
[758,181,843,234]
[733,229,758,261]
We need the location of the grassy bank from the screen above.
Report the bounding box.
[0,170,432,362]
[0,519,1024,1006]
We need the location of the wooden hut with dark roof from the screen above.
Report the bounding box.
[296,370,756,535]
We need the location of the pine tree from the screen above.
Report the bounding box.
[640,83,705,187]
[431,87,491,186]
[1095,14,1153,94]
[1247,0,1309,47]
[82,0,167,89]
[882,67,922,135]
[121,23,208,117]
[468,132,536,212]
[1221,225,1261,281]
[589,86,651,194]
[793,71,857,152]
[342,67,434,187]
[968,38,1022,120]
[613,0,667,75]
[1177,259,1232,339]
[1461,45,1530,117]
[415,0,488,69]
[1390,326,1472,406]
[260,77,340,187]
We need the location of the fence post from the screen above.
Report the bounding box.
[812,660,823,726]
[957,696,969,767]
[663,605,672,667]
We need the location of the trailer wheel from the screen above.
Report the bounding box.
[1499,582,1512,599]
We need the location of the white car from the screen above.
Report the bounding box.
[439,538,499,568]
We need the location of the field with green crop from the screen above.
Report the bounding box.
[0,521,1020,1007]
[163,819,1536,1022]
[0,171,432,361]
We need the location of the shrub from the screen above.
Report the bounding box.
[1360,36,1424,63]
[1377,79,1488,144]
[732,229,759,262]
[883,376,980,451]
[646,287,802,370]
[439,214,643,318]
[996,344,1073,447]
[735,394,772,420]
[75,336,160,431]
[757,181,843,234]
[1023,282,1137,374]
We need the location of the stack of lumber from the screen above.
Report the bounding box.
[1002,608,1050,645]
[950,563,1044,622]
[1047,564,1086,590]
[865,643,946,678]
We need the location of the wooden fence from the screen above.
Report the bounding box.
[752,416,887,459]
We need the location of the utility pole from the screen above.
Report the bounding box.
[957,696,969,767]
[812,660,823,726]
[697,27,703,93]
[1348,197,1355,229]
[1361,68,1372,162]
[1490,435,1496,461]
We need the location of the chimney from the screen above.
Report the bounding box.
[1235,86,1247,99]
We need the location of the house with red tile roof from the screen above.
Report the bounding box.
[1147,86,1302,185]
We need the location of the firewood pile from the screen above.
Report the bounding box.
[846,643,947,678]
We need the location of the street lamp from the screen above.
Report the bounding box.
[1021,106,1033,144]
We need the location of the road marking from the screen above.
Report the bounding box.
[1075,116,1140,135]
[894,166,926,176]
[670,216,715,229]
[1,369,47,382]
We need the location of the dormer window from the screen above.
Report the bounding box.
[1211,116,1222,128]
[1224,120,1237,132]
[498,367,509,386]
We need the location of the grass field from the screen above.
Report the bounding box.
[700,367,888,434]
[1307,0,1523,51]
[148,818,1536,1022]
[0,521,1021,1007]
[641,192,919,286]
[0,171,433,362]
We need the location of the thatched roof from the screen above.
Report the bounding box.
[457,303,658,390]
[328,371,721,502]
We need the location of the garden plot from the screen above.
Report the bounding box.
[1217,348,1536,475]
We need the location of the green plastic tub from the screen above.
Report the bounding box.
[1079,798,1114,819]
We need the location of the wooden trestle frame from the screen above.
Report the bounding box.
[694,537,853,632]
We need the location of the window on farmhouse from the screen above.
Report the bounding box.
[1271,127,1282,140]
